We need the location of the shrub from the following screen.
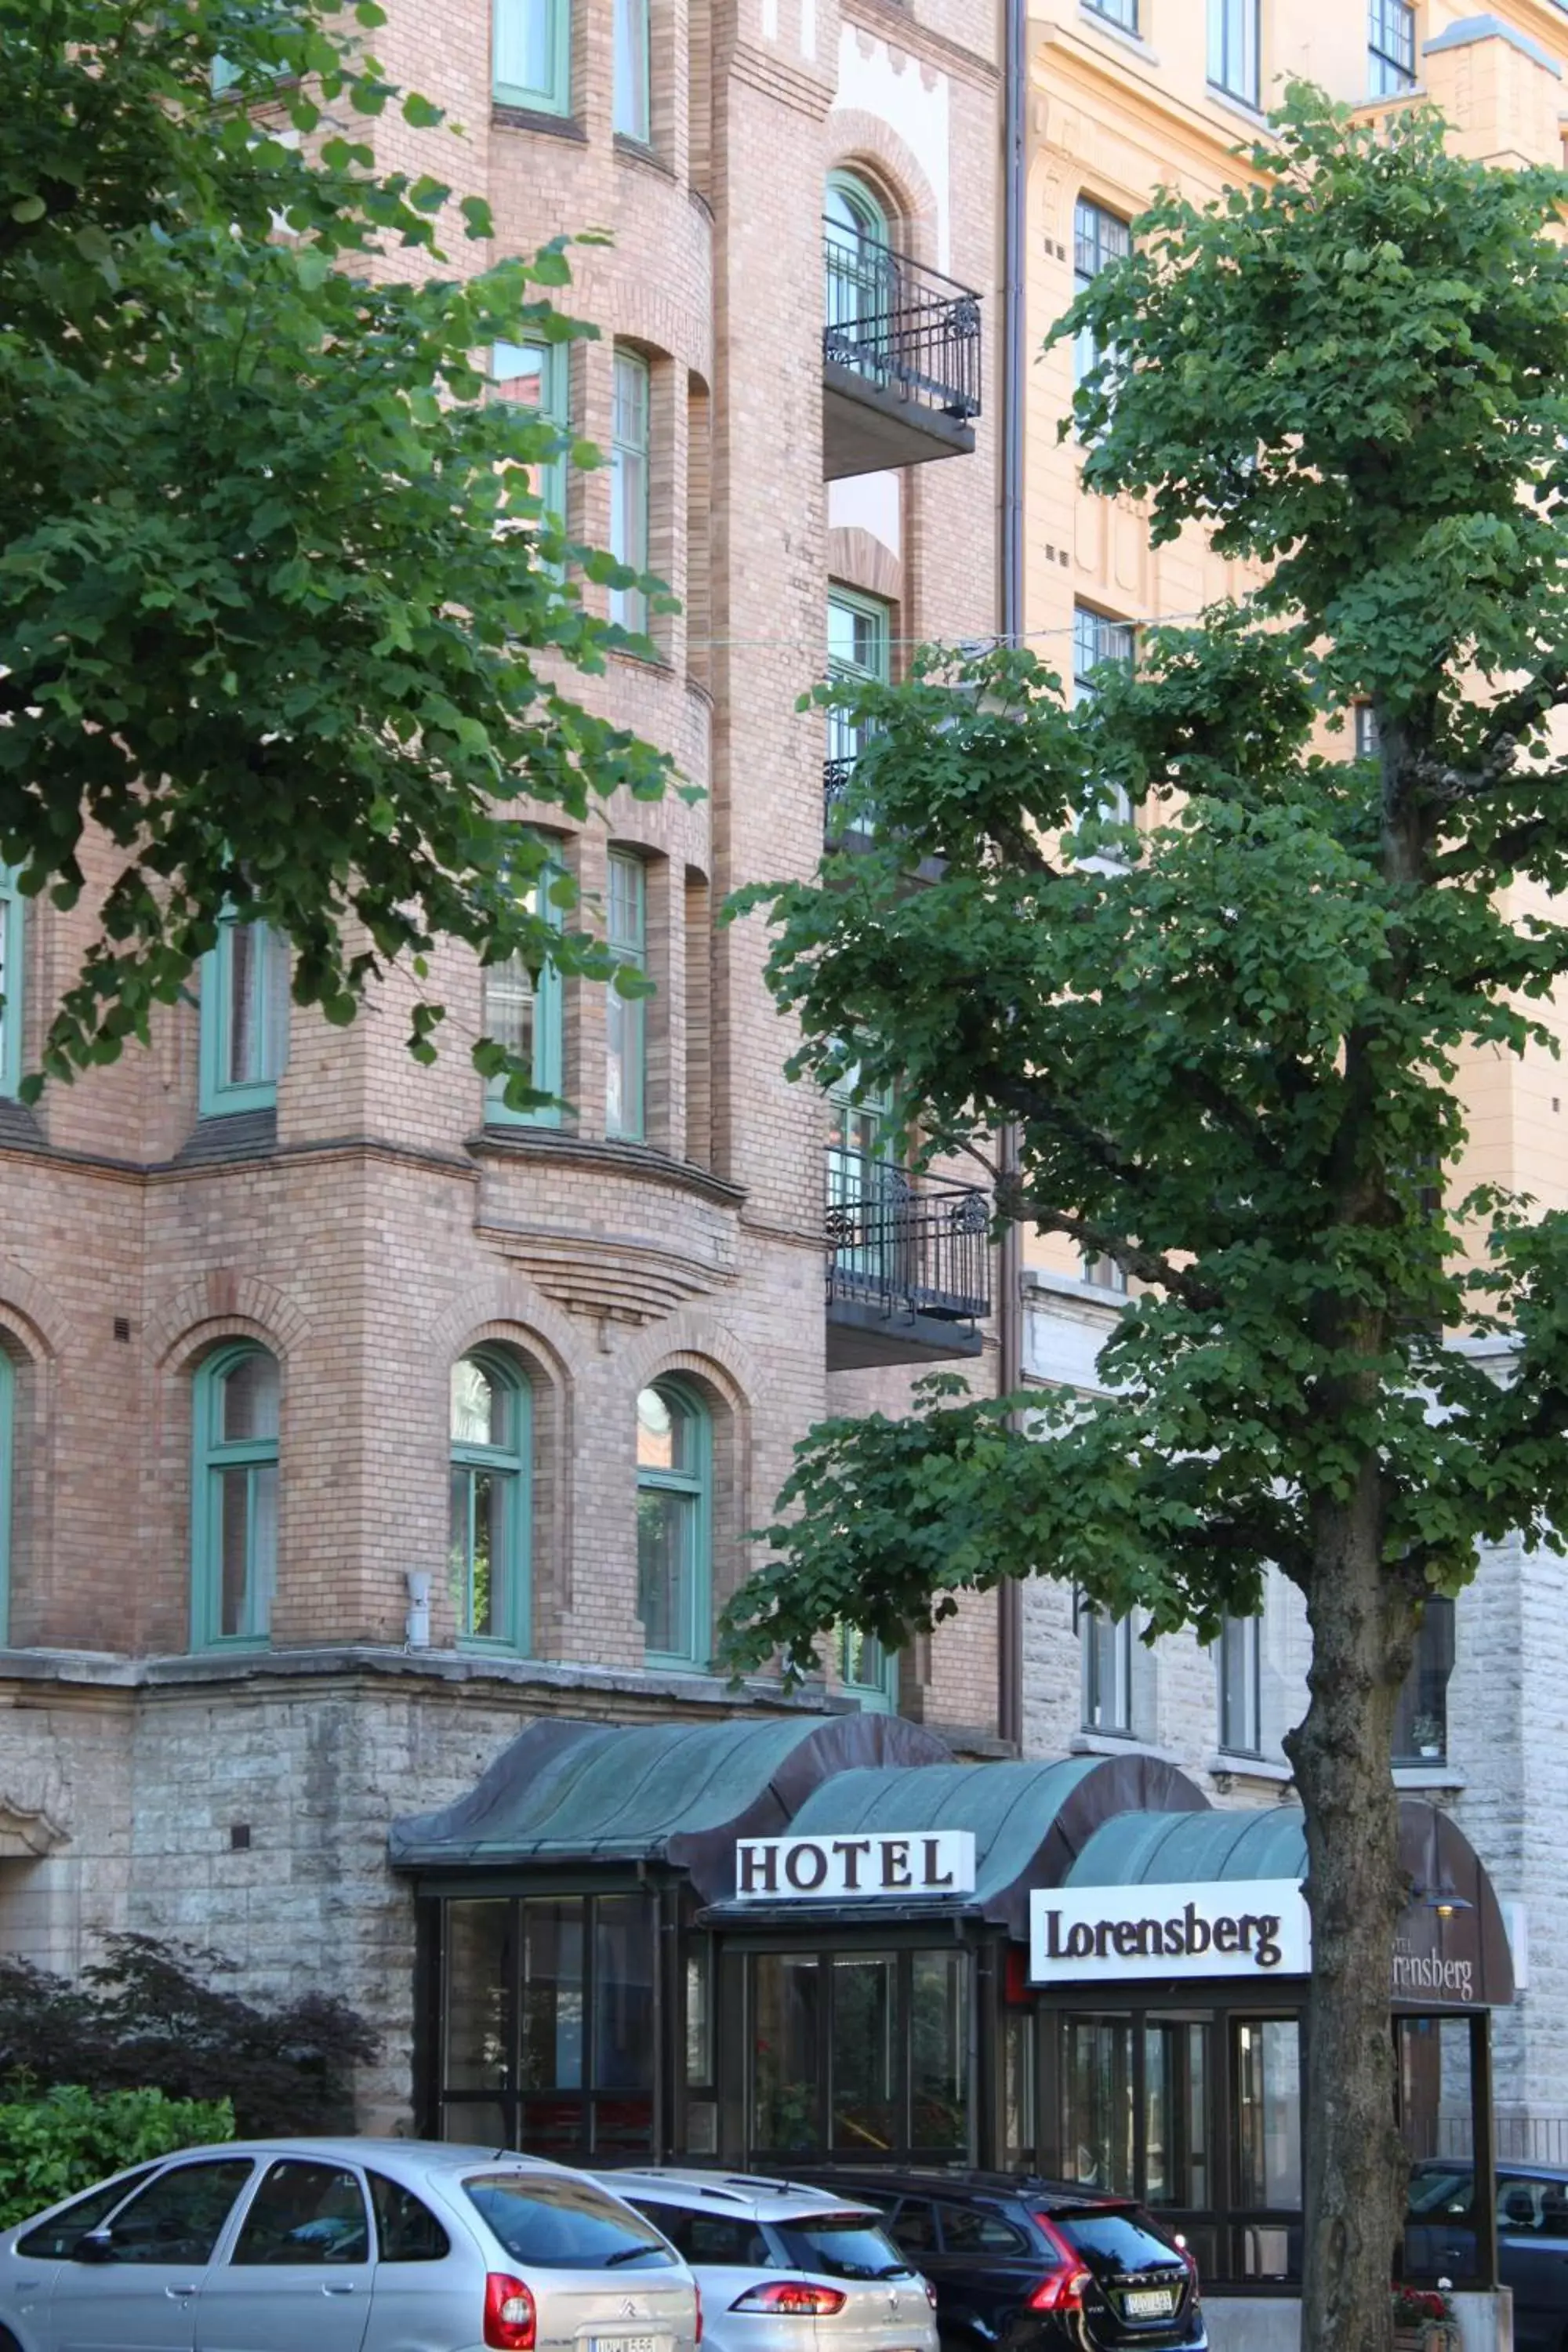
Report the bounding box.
[0,2084,233,2230]
[0,1935,379,2136]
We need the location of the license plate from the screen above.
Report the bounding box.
[1124,2289,1175,2318]
[590,2335,661,2352]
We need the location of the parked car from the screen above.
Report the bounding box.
[1407,2155,1568,2352]
[0,2136,699,2352]
[786,2169,1205,2352]
[594,2169,938,2352]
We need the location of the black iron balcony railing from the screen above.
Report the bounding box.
[826,1152,991,1324]
[823,756,872,842]
[822,228,983,426]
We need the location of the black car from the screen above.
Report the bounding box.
[791,2169,1205,2352]
[1407,2157,1568,2352]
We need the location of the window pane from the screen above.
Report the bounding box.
[368,2172,450,2263]
[1145,2018,1210,2207]
[221,1351,279,1445]
[910,1951,968,2153]
[463,2175,676,2270]
[485,954,538,1073]
[493,342,547,408]
[1059,2015,1134,2194]
[223,924,286,1089]
[107,2159,256,2266]
[636,1385,680,1473]
[495,0,559,101]
[452,1359,506,1449]
[831,1955,896,2151]
[219,1467,252,1639]
[452,1466,509,1640]
[613,0,649,139]
[230,2160,369,2267]
[1219,1613,1261,1754]
[637,1484,690,1654]
[1083,0,1137,25]
[16,2167,164,2259]
[594,1895,654,2091]
[752,1954,820,2154]
[1393,1596,1454,1762]
[611,356,650,633]
[686,1947,712,2085]
[445,1901,514,2094]
[521,1899,585,2092]
[1235,2019,1302,2209]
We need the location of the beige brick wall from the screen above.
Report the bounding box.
[0,0,1004,2064]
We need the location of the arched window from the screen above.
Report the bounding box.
[192,1345,280,1649]
[825,172,894,385]
[636,1381,710,1669]
[449,1352,531,1651]
[0,1345,12,1639]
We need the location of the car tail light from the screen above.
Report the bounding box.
[696,2281,704,2344]
[730,2282,849,2316]
[485,2273,537,2350]
[1025,2269,1091,2314]
[922,2281,938,2310]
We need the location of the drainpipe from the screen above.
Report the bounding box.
[996,0,1028,1755]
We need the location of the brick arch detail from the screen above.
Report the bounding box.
[149,1272,310,1370]
[826,111,941,273]
[0,1262,74,1363]
[617,1312,764,1417]
[428,1273,586,1394]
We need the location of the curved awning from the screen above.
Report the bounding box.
[1066,1798,1514,2007]
[388,1711,951,1900]
[701,1749,1207,1936]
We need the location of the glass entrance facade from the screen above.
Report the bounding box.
[436,1892,655,2158]
[746,1947,971,2165]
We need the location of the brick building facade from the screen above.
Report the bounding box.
[0,0,1004,2126]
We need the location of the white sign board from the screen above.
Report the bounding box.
[735,1830,977,1901]
[1029,1878,1312,1984]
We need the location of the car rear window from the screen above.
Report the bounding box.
[1054,2212,1183,2278]
[464,2174,679,2270]
[767,2215,910,2280]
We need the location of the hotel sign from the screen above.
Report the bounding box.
[1029,1878,1312,1983]
[735,1830,977,1901]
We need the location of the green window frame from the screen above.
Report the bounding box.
[198,916,289,1116]
[0,1346,12,1645]
[826,586,892,777]
[1208,0,1260,105]
[605,851,647,1142]
[484,864,564,1128]
[636,1379,710,1670]
[191,1344,280,1652]
[493,0,572,114]
[0,868,24,1102]
[610,351,651,639]
[448,1350,532,1653]
[492,338,570,534]
[613,0,651,141]
[838,1624,899,1712]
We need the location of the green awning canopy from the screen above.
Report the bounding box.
[1067,1803,1309,1888]
[702,1750,1206,1936]
[388,1711,951,1899]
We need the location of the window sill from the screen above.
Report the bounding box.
[614,134,675,180]
[491,101,587,142]
[1076,7,1159,65]
[1206,84,1273,136]
[470,1123,746,1209]
[1394,1762,1467,1791]
[1069,1730,1176,1762]
[1022,1267,1131,1312]
[1209,1751,1294,1784]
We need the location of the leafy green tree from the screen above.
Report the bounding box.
[0,0,665,1104]
[721,91,1568,2352]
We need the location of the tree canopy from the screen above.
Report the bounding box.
[722,89,1568,2352]
[1,0,665,1102]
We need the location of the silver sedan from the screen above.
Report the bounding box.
[0,2137,699,2352]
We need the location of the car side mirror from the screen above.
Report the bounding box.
[71,2230,117,2264]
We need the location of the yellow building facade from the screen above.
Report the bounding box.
[1018,0,1568,2154]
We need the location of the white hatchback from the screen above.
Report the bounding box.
[593,2172,938,2352]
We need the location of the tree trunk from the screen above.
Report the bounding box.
[1285,1465,1422,2352]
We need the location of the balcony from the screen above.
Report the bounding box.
[826,1151,990,1371]
[822,228,982,481]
